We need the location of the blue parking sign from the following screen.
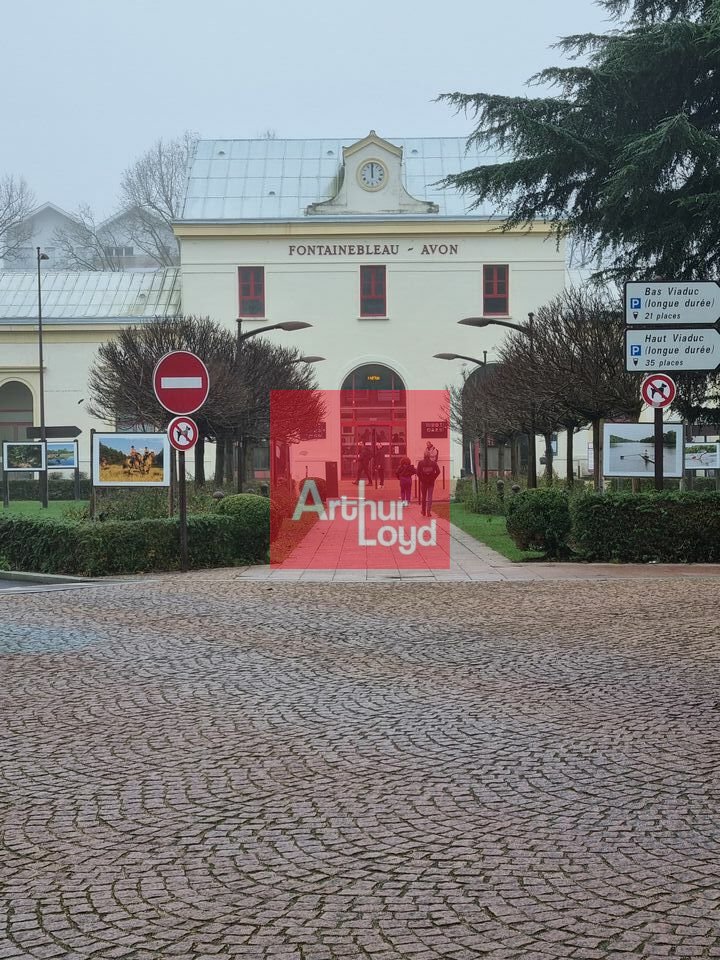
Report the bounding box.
[630,297,641,310]
[630,344,642,357]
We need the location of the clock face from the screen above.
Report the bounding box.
[359,160,386,190]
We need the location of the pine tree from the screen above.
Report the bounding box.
[439,0,720,280]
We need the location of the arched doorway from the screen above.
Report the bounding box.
[0,381,34,474]
[340,363,406,479]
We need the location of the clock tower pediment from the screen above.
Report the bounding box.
[306,131,438,216]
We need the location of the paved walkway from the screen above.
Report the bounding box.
[1,576,719,958]
[240,522,720,581]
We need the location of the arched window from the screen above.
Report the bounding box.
[0,382,34,466]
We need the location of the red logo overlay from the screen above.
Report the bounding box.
[270,390,450,570]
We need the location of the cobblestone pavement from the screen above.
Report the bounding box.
[2,578,719,959]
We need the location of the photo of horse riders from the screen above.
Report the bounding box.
[93,433,170,487]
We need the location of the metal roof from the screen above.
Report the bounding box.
[181,137,503,221]
[0,269,181,324]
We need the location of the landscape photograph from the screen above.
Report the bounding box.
[46,442,78,470]
[603,423,684,478]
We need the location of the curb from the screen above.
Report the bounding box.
[0,571,95,585]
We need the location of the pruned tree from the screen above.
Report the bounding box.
[522,288,642,488]
[87,315,322,488]
[0,175,34,263]
[438,0,720,281]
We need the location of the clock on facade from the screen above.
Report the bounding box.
[358,160,387,190]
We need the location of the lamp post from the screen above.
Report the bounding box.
[458,313,538,488]
[37,248,50,508]
[234,319,313,492]
[434,351,491,484]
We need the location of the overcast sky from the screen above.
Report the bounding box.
[3,0,612,216]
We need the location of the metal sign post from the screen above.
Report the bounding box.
[178,451,188,571]
[654,408,664,491]
[167,416,199,572]
[640,375,677,492]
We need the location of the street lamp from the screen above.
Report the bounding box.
[294,355,326,364]
[457,312,538,488]
[37,248,50,508]
[434,350,491,484]
[237,319,312,348]
[234,319,313,491]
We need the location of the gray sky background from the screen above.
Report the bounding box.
[3,0,612,216]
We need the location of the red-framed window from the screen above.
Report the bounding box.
[238,266,265,317]
[483,264,509,316]
[360,265,386,317]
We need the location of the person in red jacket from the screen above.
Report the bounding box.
[416,452,440,517]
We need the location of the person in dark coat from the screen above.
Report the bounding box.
[354,442,373,484]
[416,452,441,516]
[395,456,415,505]
[373,443,386,488]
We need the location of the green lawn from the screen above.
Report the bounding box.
[450,502,544,562]
[2,501,87,519]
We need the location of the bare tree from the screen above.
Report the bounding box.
[0,175,34,263]
[118,132,196,267]
[52,205,127,271]
[526,288,642,489]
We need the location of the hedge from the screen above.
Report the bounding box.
[505,488,572,558]
[214,493,270,561]
[3,477,92,500]
[0,510,269,577]
[570,491,720,563]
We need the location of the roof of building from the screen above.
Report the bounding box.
[181,137,503,222]
[0,269,181,324]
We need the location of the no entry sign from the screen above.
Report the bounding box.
[641,374,676,408]
[167,416,199,452]
[153,351,209,415]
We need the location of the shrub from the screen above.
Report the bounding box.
[505,489,572,558]
[453,477,475,502]
[570,491,720,563]
[214,493,270,562]
[269,484,298,542]
[465,482,507,516]
[301,476,327,501]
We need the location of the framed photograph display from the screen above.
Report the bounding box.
[46,441,79,470]
[3,442,46,471]
[92,433,170,487]
[603,422,684,478]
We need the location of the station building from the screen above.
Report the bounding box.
[176,131,567,480]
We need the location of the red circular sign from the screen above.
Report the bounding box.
[167,416,199,452]
[153,351,209,415]
[641,374,676,408]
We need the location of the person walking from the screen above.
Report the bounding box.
[416,451,440,517]
[354,442,373,484]
[373,443,386,488]
[395,456,415,506]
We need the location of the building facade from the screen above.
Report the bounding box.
[176,132,567,480]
